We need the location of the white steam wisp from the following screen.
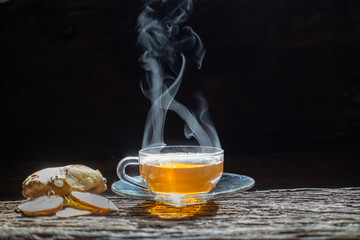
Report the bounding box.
[137,0,220,149]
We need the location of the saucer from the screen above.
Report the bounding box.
[111,173,255,201]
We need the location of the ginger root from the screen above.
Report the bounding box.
[22,165,107,199]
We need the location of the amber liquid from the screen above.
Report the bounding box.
[140,156,223,194]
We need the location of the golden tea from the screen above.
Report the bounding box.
[140,156,223,194]
[117,146,224,206]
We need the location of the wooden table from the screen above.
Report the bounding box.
[1,187,360,239]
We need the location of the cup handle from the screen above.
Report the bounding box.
[117,156,149,191]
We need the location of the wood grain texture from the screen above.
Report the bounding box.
[1,187,360,239]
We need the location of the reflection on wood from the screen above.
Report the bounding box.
[137,200,218,219]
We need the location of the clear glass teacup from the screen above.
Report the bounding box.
[117,145,224,206]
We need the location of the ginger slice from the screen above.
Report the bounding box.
[63,195,99,212]
[70,191,118,214]
[18,195,64,217]
[56,208,92,218]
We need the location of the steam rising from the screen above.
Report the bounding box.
[137,0,220,148]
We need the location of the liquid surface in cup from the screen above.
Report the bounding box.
[140,155,223,194]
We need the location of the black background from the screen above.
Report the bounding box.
[1,0,359,200]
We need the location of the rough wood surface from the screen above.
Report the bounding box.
[1,187,360,239]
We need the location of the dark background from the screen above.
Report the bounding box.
[1,0,359,200]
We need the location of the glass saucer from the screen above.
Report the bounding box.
[111,173,255,201]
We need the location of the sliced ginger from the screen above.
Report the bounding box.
[19,165,118,218]
[18,193,118,217]
[18,195,64,217]
[56,207,92,218]
[69,191,118,214]
[63,195,97,212]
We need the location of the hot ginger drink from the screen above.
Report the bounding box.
[140,155,223,194]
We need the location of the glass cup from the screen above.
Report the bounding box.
[117,145,224,206]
